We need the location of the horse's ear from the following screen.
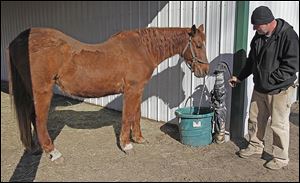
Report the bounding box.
[189,24,197,37]
[198,24,204,32]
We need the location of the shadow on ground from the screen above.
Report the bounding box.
[5,84,123,181]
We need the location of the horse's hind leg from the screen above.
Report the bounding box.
[32,84,62,161]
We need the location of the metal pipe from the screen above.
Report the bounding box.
[210,62,229,144]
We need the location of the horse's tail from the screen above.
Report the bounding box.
[8,29,35,150]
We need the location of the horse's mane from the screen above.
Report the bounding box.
[108,27,189,62]
[110,27,187,39]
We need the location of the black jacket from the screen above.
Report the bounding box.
[238,19,299,94]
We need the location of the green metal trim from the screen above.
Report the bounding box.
[234,1,249,52]
[230,1,249,138]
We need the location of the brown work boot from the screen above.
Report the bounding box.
[264,158,288,170]
[238,145,263,158]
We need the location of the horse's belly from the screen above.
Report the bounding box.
[56,76,123,98]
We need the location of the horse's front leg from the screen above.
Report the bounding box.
[131,101,147,144]
[120,88,144,151]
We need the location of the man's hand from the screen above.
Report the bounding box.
[228,76,241,87]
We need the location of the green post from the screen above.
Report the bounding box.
[230,1,249,138]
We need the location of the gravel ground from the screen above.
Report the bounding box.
[1,82,299,182]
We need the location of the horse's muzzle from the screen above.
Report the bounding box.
[194,72,205,78]
[193,67,209,78]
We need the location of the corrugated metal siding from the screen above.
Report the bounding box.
[1,1,236,124]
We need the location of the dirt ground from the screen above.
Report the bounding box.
[1,82,299,182]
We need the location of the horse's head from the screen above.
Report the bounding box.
[181,24,209,78]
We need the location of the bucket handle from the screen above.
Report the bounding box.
[183,77,207,114]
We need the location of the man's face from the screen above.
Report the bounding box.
[253,24,269,35]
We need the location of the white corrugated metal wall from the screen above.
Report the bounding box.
[1,1,236,127]
[243,1,299,135]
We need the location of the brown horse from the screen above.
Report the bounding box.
[8,24,209,161]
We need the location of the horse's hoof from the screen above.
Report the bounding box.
[122,143,133,151]
[134,137,149,144]
[47,148,63,162]
[124,149,135,156]
[53,156,65,164]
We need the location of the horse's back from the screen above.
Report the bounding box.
[9,27,156,98]
[29,28,78,52]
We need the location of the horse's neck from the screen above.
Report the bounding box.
[141,28,189,66]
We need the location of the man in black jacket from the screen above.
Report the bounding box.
[229,6,299,170]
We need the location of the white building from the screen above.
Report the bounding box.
[1,1,298,138]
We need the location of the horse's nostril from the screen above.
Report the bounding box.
[204,66,209,75]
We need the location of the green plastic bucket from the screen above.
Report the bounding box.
[175,107,214,147]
